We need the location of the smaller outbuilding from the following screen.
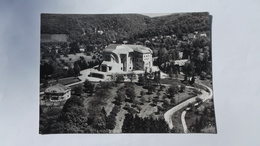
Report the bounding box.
[44,83,71,102]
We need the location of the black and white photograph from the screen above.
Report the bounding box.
[2,0,260,145]
[39,12,216,134]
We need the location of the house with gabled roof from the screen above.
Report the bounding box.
[44,83,71,101]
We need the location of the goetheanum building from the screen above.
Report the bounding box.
[101,44,153,72]
[88,44,154,80]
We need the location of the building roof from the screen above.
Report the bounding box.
[101,61,115,67]
[103,44,152,54]
[45,83,70,94]
[174,59,189,66]
[126,45,153,54]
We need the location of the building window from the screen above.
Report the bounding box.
[104,55,111,61]
[109,67,112,71]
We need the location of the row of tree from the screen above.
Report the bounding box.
[122,113,170,133]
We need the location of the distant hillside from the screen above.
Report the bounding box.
[41,12,210,43]
[41,14,150,43]
[141,12,210,38]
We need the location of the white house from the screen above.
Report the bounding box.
[44,83,71,101]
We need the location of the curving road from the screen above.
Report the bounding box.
[181,111,188,133]
[164,81,213,130]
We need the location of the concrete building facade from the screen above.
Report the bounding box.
[100,44,153,73]
[88,44,153,80]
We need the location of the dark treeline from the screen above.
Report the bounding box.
[122,113,170,133]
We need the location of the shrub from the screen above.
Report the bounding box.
[140,96,146,104]
[111,105,121,116]
[170,98,176,105]
[179,84,186,92]
[187,103,193,108]
[124,103,130,110]
[133,99,139,106]
[200,72,207,80]
[192,88,202,95]
[140,90,146,97]
[163,99,170,107]
[128,107,137,114]
[206,75,212,79]
[195,97,203,103]
[106,114,116,130]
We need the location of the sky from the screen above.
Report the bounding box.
[0,0,260,146]
[142,13,171,17]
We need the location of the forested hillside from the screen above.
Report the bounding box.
[41,14,150,44]
[41,12,210,44]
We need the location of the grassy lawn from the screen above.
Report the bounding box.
[160,78,181,84]
[60,53,93,63]
[111,103,127,133]
[103,85,121,115]
[56,77,81,85]
[81,81,200,133]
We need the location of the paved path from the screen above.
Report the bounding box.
[180,82,213,133]
[181,111,188,133]
[164,82,213,130]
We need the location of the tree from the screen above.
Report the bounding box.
[95,88,109,103]
[124,103,131,109]
[40,62,54,78]
[170,98,176,105]
[169,68,174,78]
[146,80,155,94]
[138,74,145,85]
[125,86,136,102]
[84,79,95,95]
[133,99,139,107]
[190,75,195,84]
[115,90,126,104]
[163,99,170,108]
[152,98,159,105]
[167,83,179,98]
[162,94,167,99]
[200,71,207,80]
[183,61,195,79]
[116,74,124,83]
[67,66,75,77]
[69,41,80,54]
[140,90,146,97]
[46,96,92,134]
[122,113,170,133]
[180,84,186,92]
[128,72,136,82]
[73,62,81,76]
[73,85,83,96]
[159,85,165,91]
[140,96,146,104]
[156,91,161,98]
